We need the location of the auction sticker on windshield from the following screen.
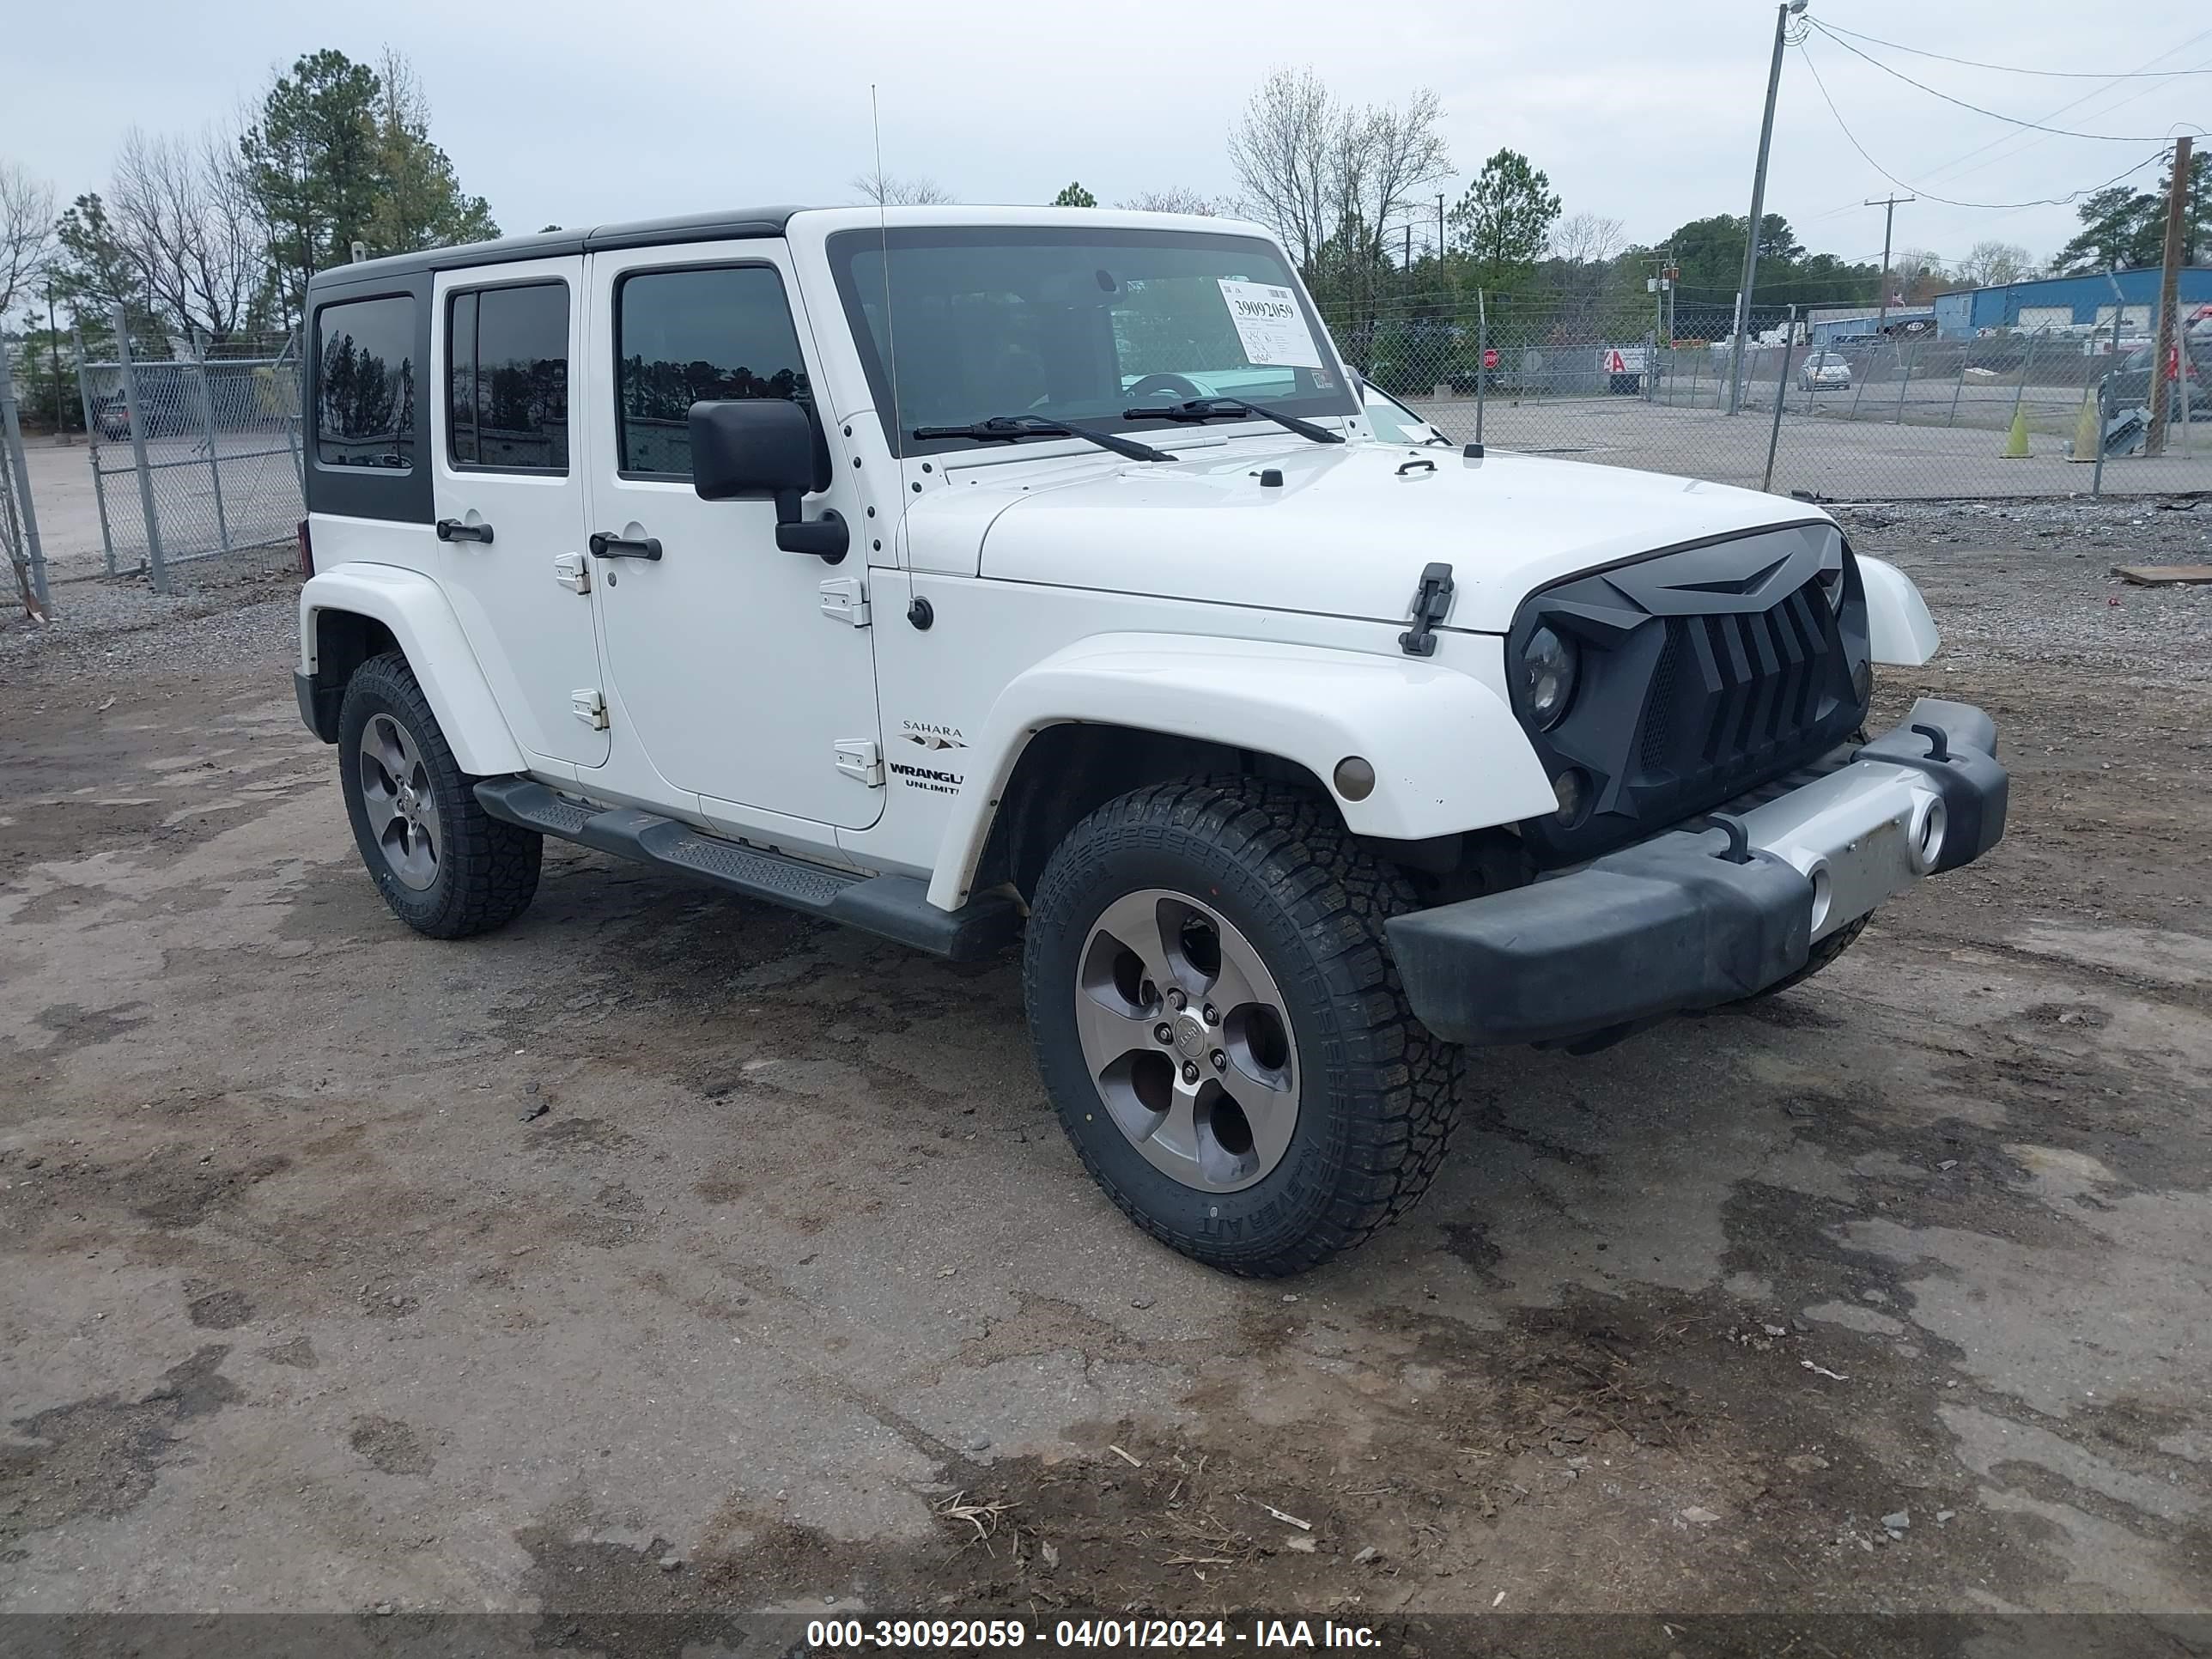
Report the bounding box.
[1217,279,1324,368]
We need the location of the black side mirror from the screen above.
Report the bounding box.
[687,399,848,562]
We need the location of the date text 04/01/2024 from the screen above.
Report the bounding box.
[803,1617,1381,1649]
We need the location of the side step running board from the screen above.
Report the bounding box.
[474,778,1019,962]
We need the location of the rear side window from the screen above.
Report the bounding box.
[314,295,417,471]
[616,265,810,477]
[448,283,569,471]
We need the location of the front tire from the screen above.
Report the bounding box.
[337,651,541,939]
[1022,779,1461,1277]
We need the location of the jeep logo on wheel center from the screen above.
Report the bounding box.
[292,201,2008,1276]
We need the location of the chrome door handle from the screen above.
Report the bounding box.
[435,518,495,544]
[588,532,662,561]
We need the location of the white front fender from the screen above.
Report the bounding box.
[925,632,1558,909]
[1857,556,1941,666]
[299,563,526,777]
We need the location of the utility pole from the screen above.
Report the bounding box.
[1866,193,1914,336]
[46,278,65,439]
[2148,136,2191,456]
[1436,192,1447,261]
[1729,0,1808,416]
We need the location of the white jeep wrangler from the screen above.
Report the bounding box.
[294,206,2008,1275]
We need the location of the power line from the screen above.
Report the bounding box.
[1917,33,2212,192]
[1814,21,2212,80]
[1807,21,2207,143]
[1796,41,2173,211]
[1801,27,2212,222]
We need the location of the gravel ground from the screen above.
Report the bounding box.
[3,500,2209,1644]
[2,543,299,676]
[1832,499,2212,684]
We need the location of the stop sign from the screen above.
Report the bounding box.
[1483,348,1499,369]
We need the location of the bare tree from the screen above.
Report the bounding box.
[1,159,56,320]
[1228,68,1338,270]
[1954,240,2038,289]
[1117,187,1227,216]
[1229,68,1449,287]
[1888,246,1947,305]
[1552,212,1625,267]
[103,126,263,342]
[849,171,955,206]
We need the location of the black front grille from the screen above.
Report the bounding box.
[1680,584,1837,781]
[1638,627,1681,775]
[1510,525,1870,867]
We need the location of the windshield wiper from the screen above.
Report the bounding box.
[909,414,1172,463]
[1121,397,1343,445]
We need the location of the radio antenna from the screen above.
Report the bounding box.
[870,85,906,459]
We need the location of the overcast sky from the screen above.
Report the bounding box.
[10,0,2210,289]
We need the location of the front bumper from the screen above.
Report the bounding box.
[1386,697,2008,1048]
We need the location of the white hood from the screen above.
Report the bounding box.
[909,438,1825,635]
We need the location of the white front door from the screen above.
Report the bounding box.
[431,258,607,769]
[582,242,882,830]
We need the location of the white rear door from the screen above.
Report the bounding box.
[430,258,606,769]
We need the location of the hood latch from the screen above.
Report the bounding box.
[1399,562,1455,657]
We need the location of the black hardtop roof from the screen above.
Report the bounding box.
[306,205,810,295]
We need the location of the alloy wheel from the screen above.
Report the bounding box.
[357,712,441,891]
[1073,889,1299,1192]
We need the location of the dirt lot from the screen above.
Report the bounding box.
[2,502,2209,1652]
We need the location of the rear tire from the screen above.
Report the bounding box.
[1022,779,1461,1278]
[337,651,541,939]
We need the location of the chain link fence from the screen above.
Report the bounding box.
[1,337,53,620]
[72,310,305,593]
[1329,296,2212,502]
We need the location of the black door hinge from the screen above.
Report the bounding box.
[1399,562,1455,657]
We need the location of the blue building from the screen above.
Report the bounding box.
[1933,267,2212,337]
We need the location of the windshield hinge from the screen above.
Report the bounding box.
[1398,562,1455,657]
[834,738,884,787]
[818,576,870,627]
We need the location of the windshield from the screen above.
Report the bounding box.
[829,226,1353,456]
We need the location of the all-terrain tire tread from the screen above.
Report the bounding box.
[1024,777,1462,1277]
[342,652,541,939]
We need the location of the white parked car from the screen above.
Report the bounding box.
[1800,350,1853,392]
[294,206,2008,1275]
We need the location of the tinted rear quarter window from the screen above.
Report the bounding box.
[616,265,810,477]
[449,282,569,471]
[315,295,417,471]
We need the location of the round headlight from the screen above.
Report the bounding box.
[1521,625,1580,729]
